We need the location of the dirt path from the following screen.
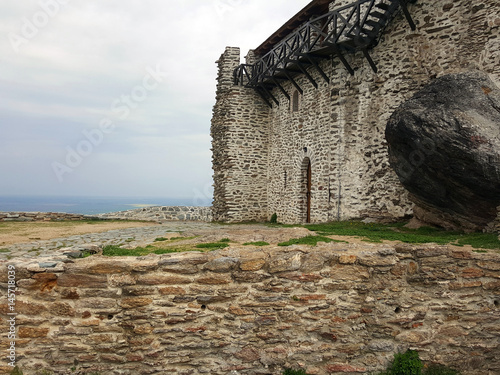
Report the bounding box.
[0,220,158,247]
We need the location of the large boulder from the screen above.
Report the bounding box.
[385,71,500,232]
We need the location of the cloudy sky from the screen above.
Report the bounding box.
[0,0,309,203]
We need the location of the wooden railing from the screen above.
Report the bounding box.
[234,0,416,106]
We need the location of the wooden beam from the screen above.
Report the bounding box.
[280,69,304,95]
[399,1,417,30]
[259,84,279,105]
[332,45,354,75]
[305,55,330,83]
[362,48,378,73]
[254,88,273,108]
[271,78,291,101]
[297,63,318,89]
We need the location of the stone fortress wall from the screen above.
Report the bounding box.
[0,212,91,222]
[0,244,499,374]
[0,207,213,223]
[96,206,213,222]
[211,0,500,224]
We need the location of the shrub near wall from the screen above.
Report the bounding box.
[0,244,499,374]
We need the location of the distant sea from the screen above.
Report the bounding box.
[0,196,209,216]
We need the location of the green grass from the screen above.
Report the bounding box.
[243,241,270,246]
[154,237,169,242]
[153,248,188,255]
[278,235,348,246]
[376,350,460,375]
[155,236,197,243]
[102,245,154,257]
[0,248,10,253]
[283,369,307,375]
[102,237,230,256]
[103,244,204,256]
[304,221,500,250]
[195,242,230,250]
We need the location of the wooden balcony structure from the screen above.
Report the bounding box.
[234,0,417,107]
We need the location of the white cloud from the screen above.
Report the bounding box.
[0,0,310,199]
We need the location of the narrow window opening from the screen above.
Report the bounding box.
[292,90,300,112]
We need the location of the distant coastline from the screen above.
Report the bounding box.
[0,196,210,216]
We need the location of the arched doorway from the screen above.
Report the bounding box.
[302,157,312,223]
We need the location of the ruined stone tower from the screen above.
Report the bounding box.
[211,0,500,224]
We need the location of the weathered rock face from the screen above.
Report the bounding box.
[386,71,500,231]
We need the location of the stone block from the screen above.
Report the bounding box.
[204,257,239,273]
[18,327,50,338]
[119,297,153,309]
[136,274,191,285]
[240,258,266,271]
[358,254,398,267]
[461,267,485,279]
[57,274,108,288]
[326,265,371,281]
[50,302,76,317]
[158,286,186,295]
[339,255,357,264]
[109,273,136,287]
[196,274,231,285]
[268,251,302,273]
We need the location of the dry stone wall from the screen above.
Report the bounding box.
[0,212,92,222]
[0,207,213,223]
[211,0,500,224]
[1,244,499,375]
[96,206,212,222]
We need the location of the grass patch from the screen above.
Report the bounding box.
[305,221,500,250]
[0,248,10,253]
[376,349,461,375]
[154,236,197,243]
[154,237,169,242]
[153,248,186,255]
[456,232,499,250]
[195,242,230,250]
[103,237,227,256]
[153,247,202,255]
[243,241,270,246]
[278,235,347,246]
[102,245,154,257]
[283,369,307,375]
